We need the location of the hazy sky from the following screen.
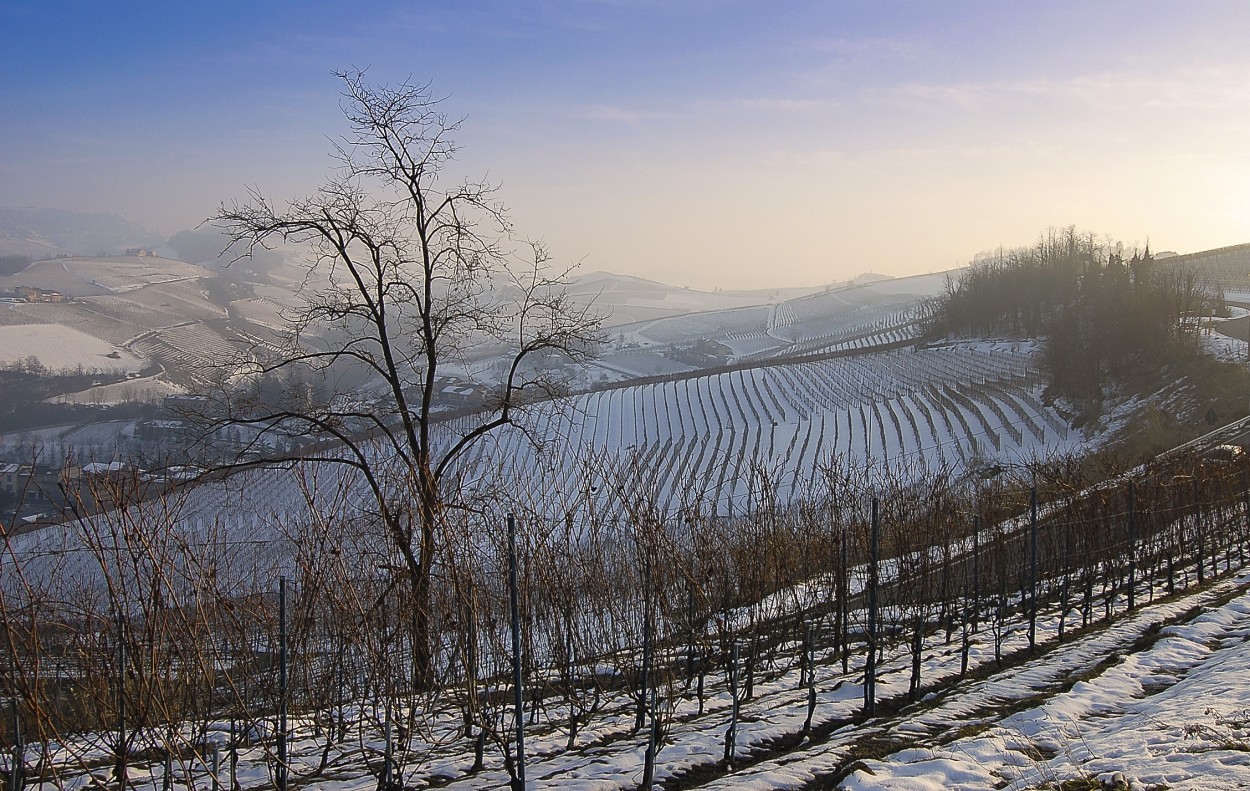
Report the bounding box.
[3,1,1248,289]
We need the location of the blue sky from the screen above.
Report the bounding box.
[3,1,1249,288]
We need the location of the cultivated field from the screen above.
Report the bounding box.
[0,323,145,373]
[453,340,1075,516]
[0,256,202,298]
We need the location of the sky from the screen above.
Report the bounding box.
[2,1,1249,290]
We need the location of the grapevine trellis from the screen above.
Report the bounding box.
[429,341,1068,518]
[1,449,1247,790]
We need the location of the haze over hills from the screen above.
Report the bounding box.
[4,208,1244,392]
[2,210,1248,447]
[0,225,1243,526]
[5,241,1249,399]
[0,207,166,261]
[0,209,947,405]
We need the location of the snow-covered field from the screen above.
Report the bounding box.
[0,256,203,299]
[1203,307,1250,363]
[0,323,146,373]
[0,255,268,391]
[49,376,184,406]
[2,337,1075,515]
[452,340,1076,515]
[0,419,145,461]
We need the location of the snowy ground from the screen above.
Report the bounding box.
[1205,307,1250,363]
[844,576,1250,791]
[48,375,184,406]
[0,419,148,462]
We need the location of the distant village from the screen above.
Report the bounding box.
[0,456,191,533]
[0,374,496,530]
[0,285,68,303]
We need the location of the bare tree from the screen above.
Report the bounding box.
[209,71,602,687]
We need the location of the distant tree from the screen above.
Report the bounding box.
[168,226,284,270]
[20,356,46,377]
[167,228,226,265]
[924,227,1216,405]
[209,71,602,687]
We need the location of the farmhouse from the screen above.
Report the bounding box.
[0,461,77,525]
[14,285,67,303]
[0,462,30,497]
[81,460,130,477]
